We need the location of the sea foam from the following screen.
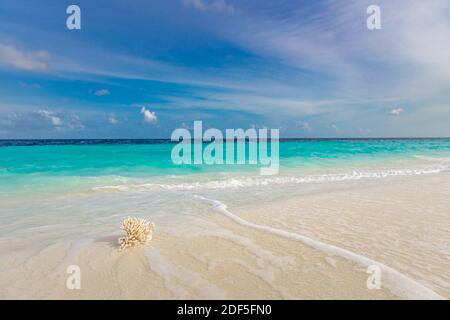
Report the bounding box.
[93,165,448,192]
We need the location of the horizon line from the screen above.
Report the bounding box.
[1,137,450,141]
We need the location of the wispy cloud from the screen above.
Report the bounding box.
[108,114,118,125]
[19,82,42,89]
[218,0,450,100]
[389,108,404,116]
[331,124,340,132]
[301,121,312,132]
[0,43,50,71]
[37,109,61,126]
[182,0,235,14]
[95,89,110,96]
[67,114,85,130]
[36,109,84,130]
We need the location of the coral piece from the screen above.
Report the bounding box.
[118,217,155,250]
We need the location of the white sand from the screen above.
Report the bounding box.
[0,173,449,299]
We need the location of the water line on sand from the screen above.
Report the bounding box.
[194,195,445,300]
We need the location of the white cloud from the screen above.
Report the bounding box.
[0,105,90,135]
[37,110,61,126]
[141,106,157,123]
[182,0,234,14]
[331,124,340,132]
[301,121,312,131]
[95,89,110,96]
[67,114,85,130]
[389,108,404,116]
[0,43,50,71]
[108,114,118,124]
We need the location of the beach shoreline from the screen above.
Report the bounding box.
[1,171,448,299]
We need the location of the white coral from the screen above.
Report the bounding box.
[118,217,155,250]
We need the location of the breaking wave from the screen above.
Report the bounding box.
[93,165,448,192]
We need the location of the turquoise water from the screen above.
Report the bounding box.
[1,139,450,195]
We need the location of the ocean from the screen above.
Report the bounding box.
[1,138,450,194]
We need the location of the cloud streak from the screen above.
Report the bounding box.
[37,110,61,126]
[389,108,404,116]
[108,114,118,125]
[95,89,110,96]
[182,0,235,14]
[0,43,50,71]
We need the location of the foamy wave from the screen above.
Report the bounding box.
[158,166,447,190]
[92,185,132,192]
[92,166,448,192]
[195,195,445,300]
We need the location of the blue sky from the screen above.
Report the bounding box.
[0,0,449,138]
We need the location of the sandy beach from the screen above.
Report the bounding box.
[1,171,448,299]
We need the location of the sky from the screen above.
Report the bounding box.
[0,0,449,138]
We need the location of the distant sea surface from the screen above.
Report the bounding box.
[1,138,450,195]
